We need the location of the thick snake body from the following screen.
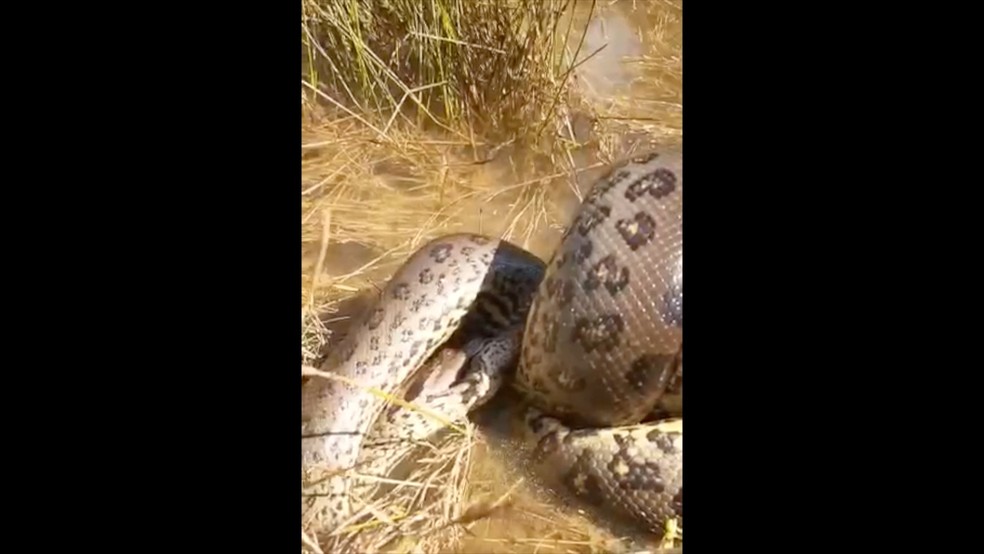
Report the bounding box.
[302,147,683,538]
[515,147,683,533]
[301,235,545,530]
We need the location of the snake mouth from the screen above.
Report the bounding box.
[402,346,471,402]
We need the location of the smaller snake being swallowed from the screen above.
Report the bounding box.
[301,146,683,541]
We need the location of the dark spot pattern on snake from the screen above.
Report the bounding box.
[575,240,594,265]
[563,459,606,506]
[584,254,630,296]
[576,204,612,236]
[545,276,575,307]
[389,312,407,331]
[429,244,453,263]
[646,429,680,454]
[608,449,664,492]
[410,295,428,313]
[615,212,657,251]
[664,432,682,454]
[624,168,676,202]
[573,314,624,353]
[588,172,619,200]
[392,283,412,300]
[548,364,586,391]
[626,354,675,392]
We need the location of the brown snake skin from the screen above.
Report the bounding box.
[301,236,546,531]
[514,147,683,534]
[301,147,683,540]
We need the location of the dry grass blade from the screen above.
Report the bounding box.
[302,365,466,433]
[301,530,325,554]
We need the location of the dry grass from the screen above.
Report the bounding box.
[301,1,683,552]
[303,415,484,553]
[302,0,582,141]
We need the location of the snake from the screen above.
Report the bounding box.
[301,146,683,542]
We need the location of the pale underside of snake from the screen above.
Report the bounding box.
[301,146,683,543]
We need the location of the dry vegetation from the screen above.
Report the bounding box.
[301,1,682,552]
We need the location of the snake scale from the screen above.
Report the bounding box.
[301,146,683,541]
